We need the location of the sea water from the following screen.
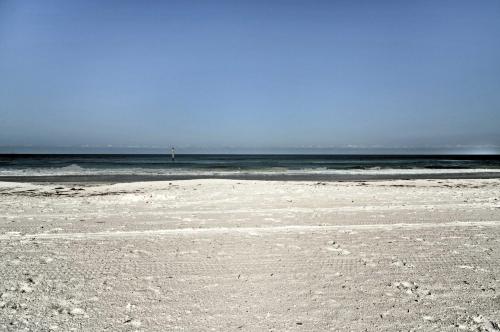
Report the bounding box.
[1,154,499,180]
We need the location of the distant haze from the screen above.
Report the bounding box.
[1,0,499,154]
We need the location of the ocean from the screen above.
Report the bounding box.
[0,154,499,182]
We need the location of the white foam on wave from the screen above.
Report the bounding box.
[285,168,500,175]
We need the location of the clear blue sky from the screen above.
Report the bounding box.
[1,0,499,153]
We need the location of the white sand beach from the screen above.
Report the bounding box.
[0,179,499,331]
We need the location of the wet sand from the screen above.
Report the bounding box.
[2,171,500,184]
[0,179,499,331]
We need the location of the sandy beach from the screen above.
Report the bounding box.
[0,178,499,331]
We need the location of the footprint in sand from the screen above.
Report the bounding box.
[124,317,142,328]
[391,259,414,268]
[325,247,351,255]
[457,315,500,331]
[325,241,351,255]
[393,281,418,295]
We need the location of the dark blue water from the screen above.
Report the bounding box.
[1,154,499,178]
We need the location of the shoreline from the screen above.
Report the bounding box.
[1,171,500,184]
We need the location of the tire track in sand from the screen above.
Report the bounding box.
[1,220,499,240]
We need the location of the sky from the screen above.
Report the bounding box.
[0,0,499,153]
